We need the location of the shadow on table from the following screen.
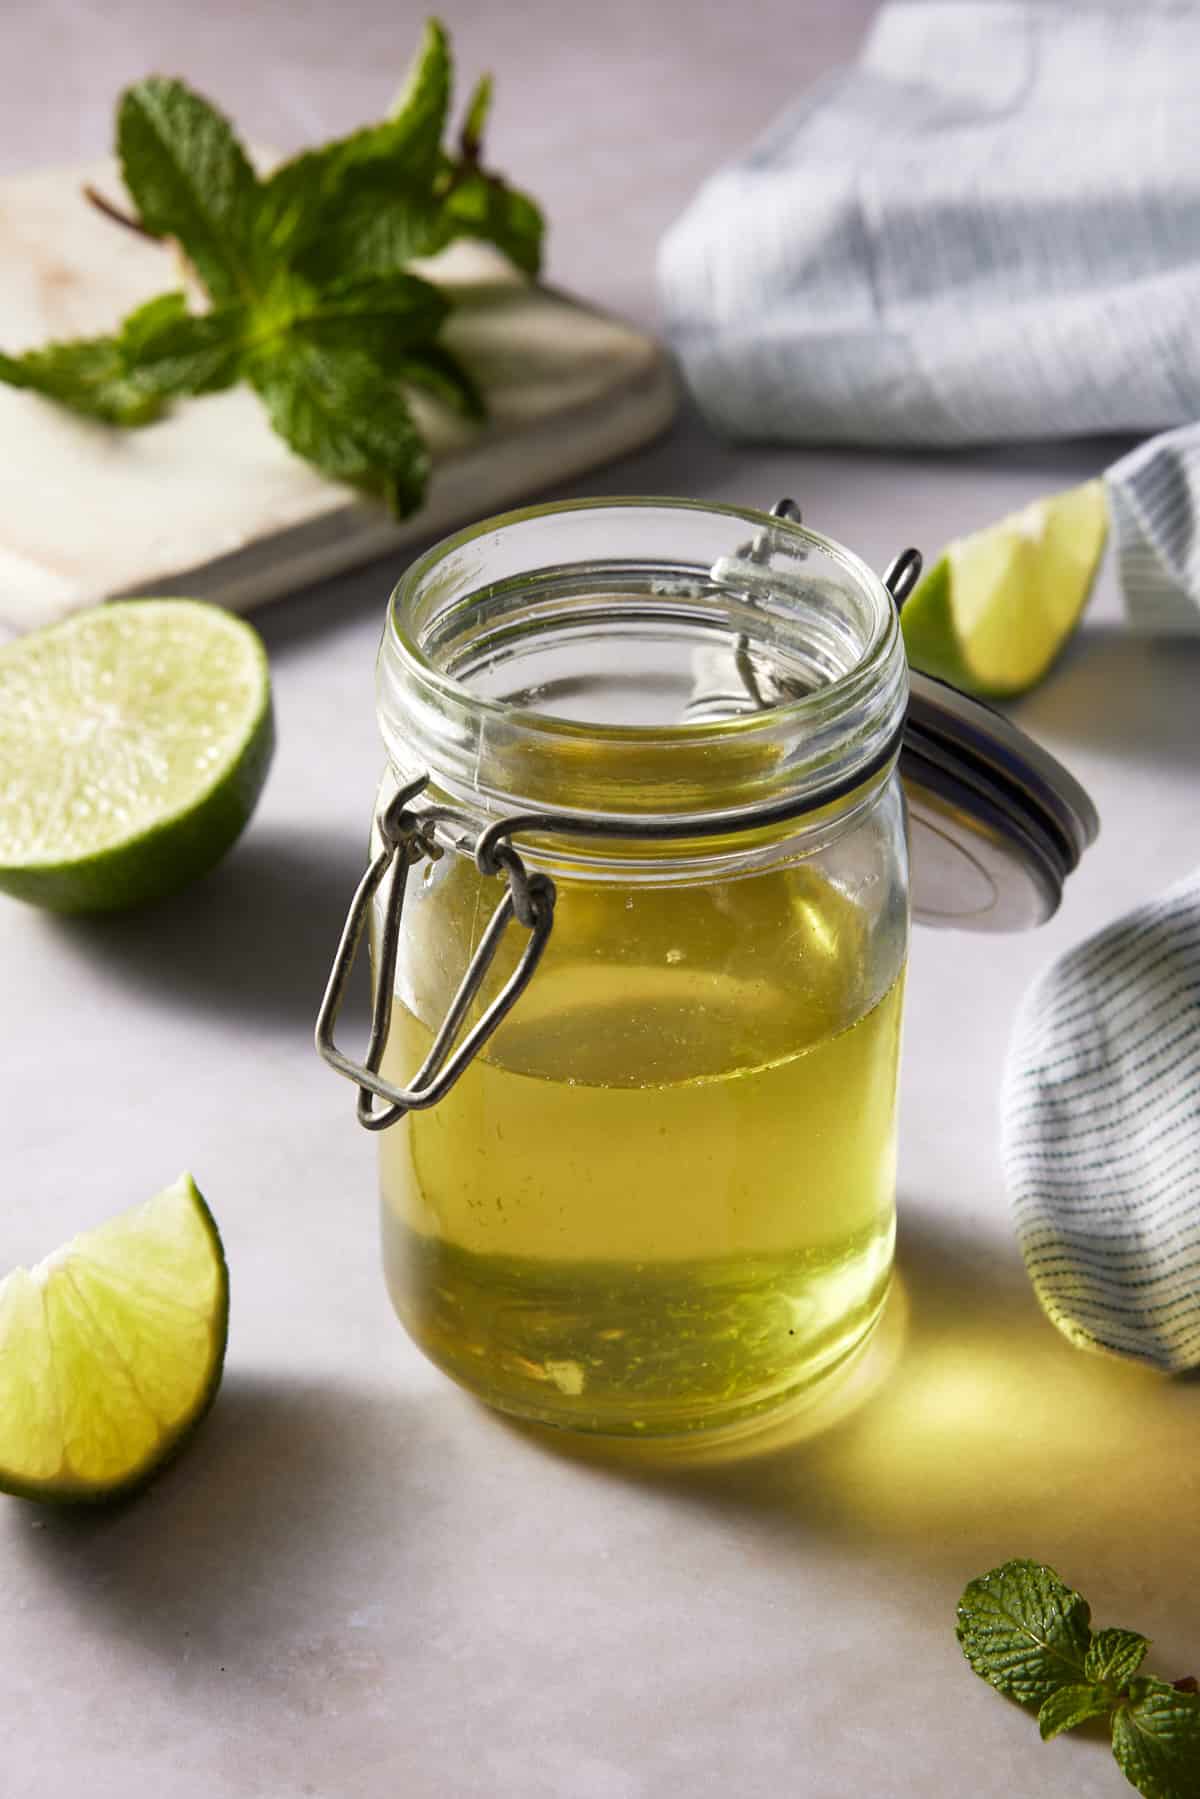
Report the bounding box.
[51,822,369,1030]
[1014,618,1200,772]
[17,1207,1198,1697]
[18,1373,435,1694]
[513,1202,1200,1677]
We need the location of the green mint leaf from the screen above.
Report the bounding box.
[256,18,451,268]
[248,341,429,514]
[460,73,492,160]
[1038,1683,1113,1741]
[0,291,248,424]
[294,174,443,285]
[436,169,544,276]
[255,139,428,271]
[386,16,454,175]
[248,156,321,265]
[279,271,448,360]
[117,77,263,303]
[394,342,485,419]
[1088,1629,1153,1693]
[119,292,247,396]
[956,1561,1093,1706]
[0,336,166,426]
[120,291,191,350]
[1112,1678,1200,1798]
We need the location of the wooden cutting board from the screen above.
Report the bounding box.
[0,163,678,638]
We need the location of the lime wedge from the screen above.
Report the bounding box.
[0,599,273,912]
[0,1174,228,1503]
[901,478,1108,697]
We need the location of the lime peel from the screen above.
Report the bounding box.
[902,478,1109,697]
[0,598,273,913]
[0,1173,229,1504]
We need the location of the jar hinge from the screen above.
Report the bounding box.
[314,776,557,1131]
[762,498,922,608]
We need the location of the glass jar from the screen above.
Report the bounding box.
[325,498,913,1440]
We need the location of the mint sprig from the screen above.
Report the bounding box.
[957,1560,1200,1797]
[1113,1679,1200,1798]
[0,16,542,514]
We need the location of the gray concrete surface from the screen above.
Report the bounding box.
[3,5,1198,1795]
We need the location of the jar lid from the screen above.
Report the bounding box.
[902,671,1099,931]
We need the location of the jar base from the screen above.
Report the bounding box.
[403,1275,904,1462]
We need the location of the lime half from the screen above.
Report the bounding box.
[0,1174,228,1503]
[901,478,1108,697]
[0,599,273,912]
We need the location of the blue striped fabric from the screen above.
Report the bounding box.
[1002,868,1200,1371]
[659,0,1200,631]
[658,3,1200,449]
[1107,425,1200,634]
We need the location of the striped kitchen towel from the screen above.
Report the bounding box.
[1107,425,1200,635]
[660,0,1200,630]
[658,1,1200,448]
[1002,866,1200,1372]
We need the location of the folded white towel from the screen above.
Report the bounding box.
[659,2,1200,449]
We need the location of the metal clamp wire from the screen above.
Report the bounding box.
[315,795,555,1130]
[319,716,907,1132]
[883,547,923,608]
[473,713,907,877]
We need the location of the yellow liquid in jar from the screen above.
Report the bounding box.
[379,867,904,1437]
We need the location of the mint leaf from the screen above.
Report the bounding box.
[1038,1683,1112,1741]
[241,271,458,422]
[0,293,248,425]
[386,15,453,177]
[120,291,190,349]
[0,336,166,426]
[256,19,451,269]
[1089,1629,1152,1693]
[436,168,544,276]
[459,73,492,160]
[294,172,442,285]
[281,271,448,359]
[118,77,263,303]
[1112,1678,1200,1798]
[394,343,484,419]
[956,1560,1093,1706]
[122,296,246,395]
[248,342,429,514]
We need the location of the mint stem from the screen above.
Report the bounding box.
[83,184,160,242]
[1173,1675,1199,1693]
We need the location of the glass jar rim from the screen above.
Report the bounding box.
[385,495,900,743]
[377,496,908,836]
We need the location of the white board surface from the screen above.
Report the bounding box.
[0,162,678,636]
